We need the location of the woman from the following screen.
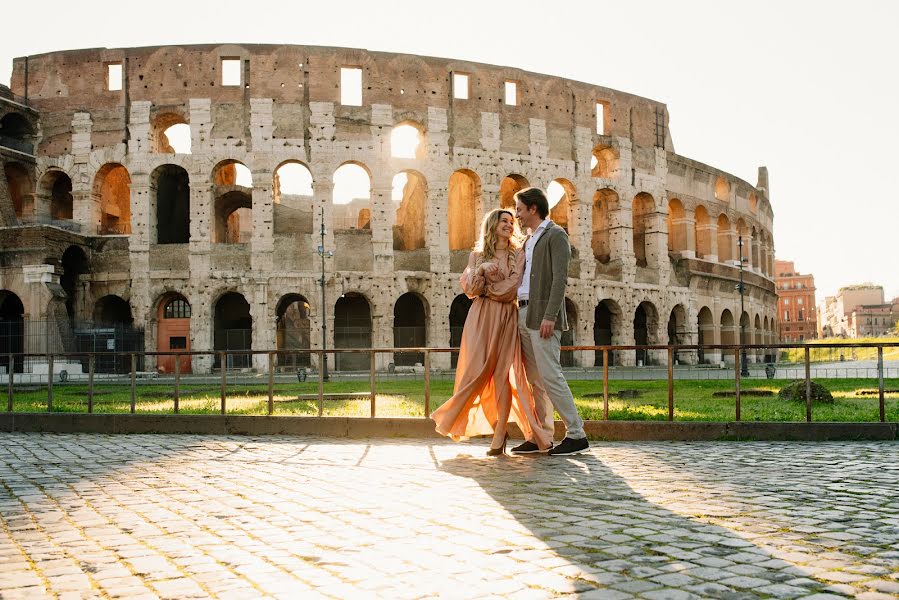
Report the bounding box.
[431,209,553,455]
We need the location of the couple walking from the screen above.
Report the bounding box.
[432,187,589,456]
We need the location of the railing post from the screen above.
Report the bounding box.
[220,352,227,415]
[267,352,275,416]
[174,354,180,413]
[8,352,15,412]
[47,354,54,412]
[87,354,95,414]
[602,349,609,421]
[878,346,885,423]
[805,347,812,422]
[423,350,431,418]
[667,347,674,421]
[130,353,136,414]
[734,348,741,422]
[370,351,377,418]
[318,350,324,417]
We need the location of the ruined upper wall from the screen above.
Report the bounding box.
[10,44,673,157]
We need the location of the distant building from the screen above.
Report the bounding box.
[818,284,896,338]
[775,260,817,342]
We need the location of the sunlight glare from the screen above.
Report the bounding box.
[164,124,191,154]
[391,125,421,159]
[276,163,313,195]
[392,173,408,201]
[547,180,565,209]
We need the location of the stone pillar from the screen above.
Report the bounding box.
[127,101,153,154]
[679,210,697,259]
[251,176,273,273]
[190,290,213,374]
[370,175,394,275]
[251,282,272,370]
[700,317,720,365]
[189,181,212,278]
[189,99,212,155]
[480,112,501,212]
[71,112,98,234]
[701,221,718,262]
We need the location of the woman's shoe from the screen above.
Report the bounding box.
[486,434,509,456]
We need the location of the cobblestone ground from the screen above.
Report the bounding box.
[1,435,897,599]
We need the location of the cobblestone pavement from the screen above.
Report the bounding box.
[1,435,897,599]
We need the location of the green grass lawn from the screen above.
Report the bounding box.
[6,377,898,422]
[780,337,899,363]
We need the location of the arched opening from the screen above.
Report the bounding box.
[392,171,427,251]
[740,311,750,346]
[667,199,686,254]
[94,163,131,235]
[736,219,748,266]
[273,161,314,235]
[697,306,714,364]
[61,246,89,324]
[0,291,24,374]
[717,214,733,263]
[390,123,424,159]
[561,298,578,367]
[715,176,730,202]
[334,292,372,371]
[4,162,33,219]
[276,294,311,368]
[212,160,252,188]
[634,301,658,366]
[593,300,619,366]
[156,293,192,374]
[393,293,427,366]
[751,227,760,270]
[449,294,472,368]
[39,170,73,221]
[0,113,35,154]
[668,304,687,363]
[152,113,191,154]
[448,170,480,251]
[592,188,618,264]
[214,191,252,243]
[151,165,190,244]
[548,179,576,233]
[93,295,133,326]
[632,193,654,268]
[213,292,252,369]
[591,144,619,179]
[332,163,371,230]
[748,192,758,214]
[694,205,711,258]
[720,309,736,347]
[90,295,140,373]
[499,174,528,209]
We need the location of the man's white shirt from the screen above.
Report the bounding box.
[517,219,551,301]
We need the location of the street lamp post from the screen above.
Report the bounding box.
[736,235,750,377]
[317,206,334,381]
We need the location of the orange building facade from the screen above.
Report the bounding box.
[775,260,817,342]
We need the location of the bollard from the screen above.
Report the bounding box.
[424,351,431,418]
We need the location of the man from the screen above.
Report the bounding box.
[511,187,589,455]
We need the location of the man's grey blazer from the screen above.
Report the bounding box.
[524,221,570,332]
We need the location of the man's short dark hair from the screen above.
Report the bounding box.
[514,187,549,219]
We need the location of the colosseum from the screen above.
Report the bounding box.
[0,44,777,375]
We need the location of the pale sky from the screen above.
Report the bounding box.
[2,0,896,305]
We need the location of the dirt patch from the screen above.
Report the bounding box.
[711,390,775,397]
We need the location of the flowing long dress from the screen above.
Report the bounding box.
[431,248,553,450]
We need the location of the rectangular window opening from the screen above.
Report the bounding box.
[504,81,517,106]
[222,58,241,86]
[170,336,187,350]
[107,63,122,91]
[453,73,469,100]
[341,67,362,106]
[596,102,607,135]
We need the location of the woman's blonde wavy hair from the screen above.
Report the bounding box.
[475,208,521,262]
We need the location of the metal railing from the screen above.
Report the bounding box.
[2,341,897,423]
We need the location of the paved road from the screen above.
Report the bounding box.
[1,434,897,599]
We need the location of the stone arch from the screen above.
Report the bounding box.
[392,170,427,251]
[591,144,619,179]
[548,178,576,233]
[393,292,428,366]
[61,245,89,324]
[151,111,191,154]
[212,159,253,187]
[4,161,34,219]
[38,169,73,221]
[93,294,133,326]
[720,308,736,346]
[715,176,730,201]
[667,198,686,254]
[697,306,714,364]
[499,174,528,209]
[592,188,618,264]
[561,297,578,367]
[334,292,373,371]
[448,169,480,251]
[273,160,313,203]
[273,160,314,235]
[155,292,192,374]
[93,163,131,235]
[213,291,252,369]
[594,298,621,366]
[668,303,688,363]
[448,293,472,368]
[150,164,190,244]
[332,162,372,231]
[694,204,711,258]
[740,311,750,345]
[214,190,252,243]
[390,121,425,160]
[751,226,760,270]
[632,192,654,267]
[0,290,25,374]
[634,300,659,365]
[717,213,733,263]
[276,294,311,368]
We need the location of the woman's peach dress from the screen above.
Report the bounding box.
[431,249,553,449]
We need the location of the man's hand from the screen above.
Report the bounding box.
[539,319,555,338]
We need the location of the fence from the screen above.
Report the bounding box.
[3,342,897,423]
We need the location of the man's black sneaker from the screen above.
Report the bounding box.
[547,437,589,456]
[510,441,551,454]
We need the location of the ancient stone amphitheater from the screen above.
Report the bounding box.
[0,44,777,374]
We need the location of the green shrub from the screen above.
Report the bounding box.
[778,380,834,403]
